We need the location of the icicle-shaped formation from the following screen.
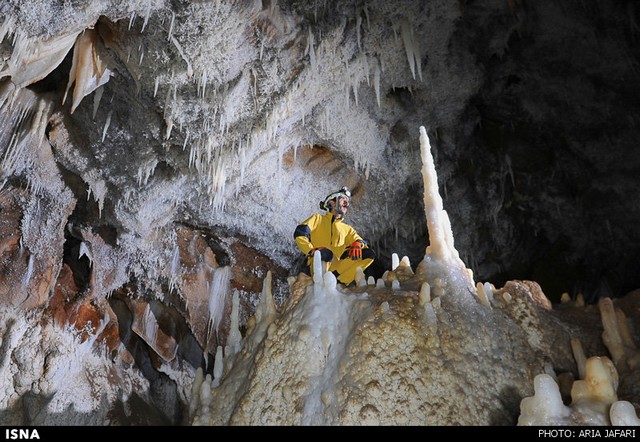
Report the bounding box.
[85,171,107,218]
[373,57,381,107]
[168,244,181,293]
[208,266,231,335]
[78,242,93,267]
[0,16,15,45]
[136,158,158,186]
[307,28,317,71]
[199,69,209,99]
[0,81,54,179]
[170,35,193,79]
[63,28,112,114]
[92,86,104,120]
[167,11,175,41]
[128,11,137,30]
[400,20,422,81]
[356,14,362,50]
[1,25,80,89]
[101,110,112,142]
[141,0,152,33]
[21,254,34,287]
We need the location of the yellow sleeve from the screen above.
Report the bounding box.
[345,225,364,247]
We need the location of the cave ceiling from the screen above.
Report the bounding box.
[0,0,639,307]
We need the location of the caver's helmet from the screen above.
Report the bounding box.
[319,187,351,211]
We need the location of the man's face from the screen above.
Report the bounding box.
[332,196,349,218]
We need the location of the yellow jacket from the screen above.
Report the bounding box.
[294,212,364,259]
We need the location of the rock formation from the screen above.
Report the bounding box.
[0,0,639,426]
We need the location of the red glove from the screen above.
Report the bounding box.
[308,246,326,256]
[347,241,363,260]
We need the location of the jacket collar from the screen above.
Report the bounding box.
[324,211,343,223]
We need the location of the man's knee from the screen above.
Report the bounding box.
[318,248,334,262]
[362,248,375,260]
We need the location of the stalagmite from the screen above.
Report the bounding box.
[212,346,224,387]
[254,270,276,325]
[518,374,572,425]
[418,126,475,295]
[571,338,587,380]
[599,297,626,367]
[391,253,399,270]
[355,267,366,287]
[610,401,640,426]
[418,282,431,306]
[225,291,242,356]
[570,356,618,425]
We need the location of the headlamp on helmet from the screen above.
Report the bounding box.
[319,186,351,211]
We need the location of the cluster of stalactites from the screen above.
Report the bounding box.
[0,17,114,190]
[0,81,54,182]
[0,18,112,114]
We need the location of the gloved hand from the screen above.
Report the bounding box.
[308,246,326,256]
[347,241,363,260]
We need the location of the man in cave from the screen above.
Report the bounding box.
[293,186,375,286]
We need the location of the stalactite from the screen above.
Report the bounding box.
[356,14,362,51]
[21,254,34,288]
[101,109,112,142]
[401,19,418,81]
[2,29,80,88]
[307,28,316,71]
[0,16,15,44]
[208,266,231,336]
[63,28,112,114]
[170,35,193,79]
[92,86,104,120]
[0,82,54,178]
[141,1,152,33]
[128,11,136,30]
[167,11,175,41]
